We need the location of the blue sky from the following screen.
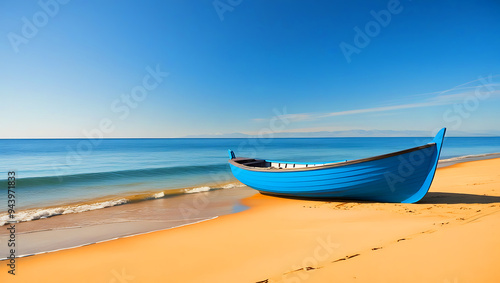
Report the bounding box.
[1,0,499,138]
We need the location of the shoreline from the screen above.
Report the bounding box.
[0,180,246,227]
[2,152,499,228]
[0,157,499,282]
[438,152,500,167]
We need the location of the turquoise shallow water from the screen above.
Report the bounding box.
[0,137,499,214]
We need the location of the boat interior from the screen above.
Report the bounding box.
[231,157,345,169]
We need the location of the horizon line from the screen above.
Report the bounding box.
[2,135,499,140]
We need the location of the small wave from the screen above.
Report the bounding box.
[0,182,246,226]
[4,163,229,188]
[221,183,246,189]
[184,186,211,194]
[152,192,165,198]
[0,199,128,226]
[183,182,246,194]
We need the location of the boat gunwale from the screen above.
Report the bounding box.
[229,143,437,172]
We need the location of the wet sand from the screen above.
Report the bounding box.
[0,186,255,258]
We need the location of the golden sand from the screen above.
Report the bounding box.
[1,158,499,282]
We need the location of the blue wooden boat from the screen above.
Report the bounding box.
[228,128,446,203]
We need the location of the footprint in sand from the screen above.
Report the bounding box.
[332,254,360,262]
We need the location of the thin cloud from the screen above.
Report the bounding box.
[253,113,315,123]
[321,102,436,117]
[252,118,268,122]
[279,113,314,122]
[408,74,500,99]
[254,75,500,122]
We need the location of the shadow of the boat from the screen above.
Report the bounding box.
[260,192,500,205]
[419,192,500,204]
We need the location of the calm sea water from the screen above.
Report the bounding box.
[1,137,499,224]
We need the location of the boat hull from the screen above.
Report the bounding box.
[228,128,446,203]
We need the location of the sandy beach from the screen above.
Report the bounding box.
[1,158,499,282]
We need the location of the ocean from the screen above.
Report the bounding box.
[1,136,499,226]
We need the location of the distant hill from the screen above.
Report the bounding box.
[183,129,498,138]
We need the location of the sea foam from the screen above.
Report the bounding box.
[0,199,128,226]
[183,182,246,194]
[0,182,246,226]
[184,186,212,194]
